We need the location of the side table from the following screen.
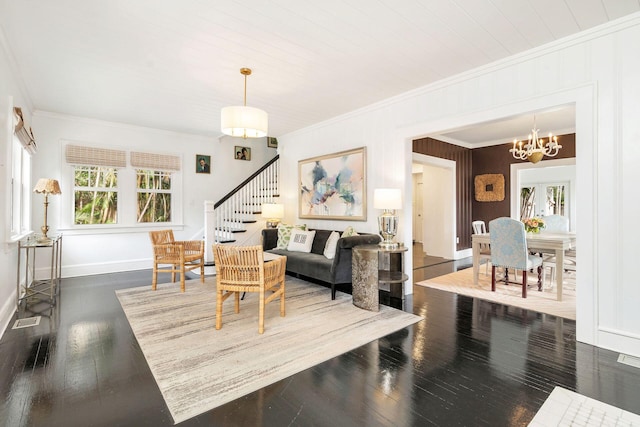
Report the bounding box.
[16,234,63,310]
[352,244,408,311]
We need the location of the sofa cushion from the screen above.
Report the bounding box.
[341,226,359,238]
[276,223,306,249]
[323,231,340,259]
[287,229,316,253]
[310,229,333,255]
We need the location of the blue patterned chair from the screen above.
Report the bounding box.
[489,217,543,298]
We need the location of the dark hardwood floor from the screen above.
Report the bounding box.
[1,260,640,426]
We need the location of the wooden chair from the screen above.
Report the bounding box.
[213,244,286,334]
[149,230,205,292]
[489,217,542,298]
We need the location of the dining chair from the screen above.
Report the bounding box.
[489,217,543,298]
[472,220,491,275]
[213,244,286,334]
[541,214,569,233]
[149,229,205,292]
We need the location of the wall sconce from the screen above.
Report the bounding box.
[261,203,284,228]
[33,178,62,243]
[374,188,402,249]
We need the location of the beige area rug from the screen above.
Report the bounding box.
[529,386,640,426]
[417,267,576,320]
[116,277,422,424]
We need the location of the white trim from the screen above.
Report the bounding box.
[62,258,151,278]
[0,287,17,340]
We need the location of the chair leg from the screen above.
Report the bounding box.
[152,263,158,290]
[199,257,205,282]
[522,270,527,298]
[171,265,177,283]
[179,264,186,293]
[537,266,542,291]
[491,266,496,291]
[259,290,265,334]
[234,292,240,313]
[280,281,286,317]
[216,290,223,330]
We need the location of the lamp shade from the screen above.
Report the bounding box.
[221,106,268,138]
[261,203,284,219]
[373,188,402,210]
[33,178,62,195]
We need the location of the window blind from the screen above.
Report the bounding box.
[65,144,126,167]
[13,107,37,154]
[130,151,181,171]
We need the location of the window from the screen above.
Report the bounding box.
[9,134,32,238]
[62,143,182,230]
[73,166,118,224]
[136,169,171,223]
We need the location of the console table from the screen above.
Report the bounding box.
[16,234,62,310]
[352,244,408,311]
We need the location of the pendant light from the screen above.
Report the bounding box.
[221,68,268,138]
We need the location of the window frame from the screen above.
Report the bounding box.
[7,133,32,241]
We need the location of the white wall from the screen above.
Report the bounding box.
[30,112,276,277]
[278,14,640,357]
[0,29,35,335]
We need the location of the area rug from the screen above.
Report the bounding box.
[116,277,422,424]
[417,267,576,320]
[529,386,640,426]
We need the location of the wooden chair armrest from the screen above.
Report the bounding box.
[264,256,287,282]
[175,240,205,253]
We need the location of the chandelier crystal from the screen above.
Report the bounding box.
[509,116,562,163]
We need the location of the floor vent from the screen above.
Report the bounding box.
[618,353,640,369]
[12,316,41,329]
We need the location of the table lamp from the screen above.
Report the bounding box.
[33,178,62,242]
[374,188,402,249]
[261,203,284,228]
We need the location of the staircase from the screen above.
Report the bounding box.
[204,155,280,267]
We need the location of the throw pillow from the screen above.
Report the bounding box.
[287,229,316,253]
[276,223,306,249]
[323,231,340,259]
[341,226,359,238]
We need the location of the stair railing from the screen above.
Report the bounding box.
[204,155,279,263]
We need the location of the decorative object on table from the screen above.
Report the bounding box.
[195,154,210,174]
[474,174,505,202]
[374,188,402,249]
[220,67,268,139]
[522,217,546,233]
[267,136,278,148]
[298,147,366,220]
[509,115,562,163]
[33,178,61,243]
[261,203,284,228]
[234,145,251,160]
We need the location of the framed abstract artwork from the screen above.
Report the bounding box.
[298,147,366,220]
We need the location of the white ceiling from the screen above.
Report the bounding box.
[1,1,638,144]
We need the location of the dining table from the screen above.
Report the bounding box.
[471,232,576,301]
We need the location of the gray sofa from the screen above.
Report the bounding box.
[262,228,381,299]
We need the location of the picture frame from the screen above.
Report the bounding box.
[267,137,278,148]
[298,147,366,220]
[196,154,211,174]
[234,146,251,161]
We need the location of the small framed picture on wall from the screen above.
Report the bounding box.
[235,146,251,161]
[267,137,278,148]
[196,154,211,174]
